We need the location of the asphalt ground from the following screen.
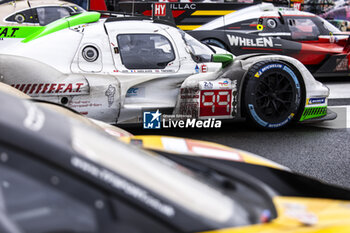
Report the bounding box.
[125,82,350,190]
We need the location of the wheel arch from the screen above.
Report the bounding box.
[238,58,307,124]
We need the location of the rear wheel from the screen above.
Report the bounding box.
[243,61,305,129]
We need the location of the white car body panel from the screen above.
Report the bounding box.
[0,13,331,127]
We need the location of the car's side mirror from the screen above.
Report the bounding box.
[211,54,234,68]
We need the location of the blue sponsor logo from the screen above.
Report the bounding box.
[143,110,162,129]
[127,88,139,97]
[126,87,145,98]
[195,65,199,73]
[309,98,325,105]
[204,81,213,89]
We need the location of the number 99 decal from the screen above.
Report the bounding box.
[200,90,232,117]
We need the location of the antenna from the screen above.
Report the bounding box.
[132,0,135,16]
[27,0,31,8]
[151,3,154,20]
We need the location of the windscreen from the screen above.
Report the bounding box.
[179,29,213,62]
[320,17,342,33]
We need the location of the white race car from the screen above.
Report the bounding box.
[0,11,334,129]
[0,0,84,46]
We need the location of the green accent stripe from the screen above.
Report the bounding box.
[22,11,101,43]
[299,106,327,122]
[0,26,43,38]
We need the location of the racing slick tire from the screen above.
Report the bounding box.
[243,60,305,130]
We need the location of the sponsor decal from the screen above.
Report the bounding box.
[160,137,243,161]
[154,3,166,16]
[0,26,42,38]
[120,69,175,73]
[195,65,200,73]
[126,87,145,98]
[143,109,221,129]
[203,81,213,89]
[255,63,283,77]
[248,104,295,128]
[335,58,348,71]
[179,102,198,117]
[218,80,229,87]
[200,80,231,90]
[179,88,199,118]
[293,2,301,10]
[71,157,175,217]
[284,203,318,226]
[127,88,138,96]
[227,35,273,47]
[69,100,102,108]
[180,88,199,99]
[201,64,208,73]
[169,3,196,10]
[105,85,116,107]
[0,27,19,37]
[11,83,85,95]
[308,98,325,105]
[143,110,162,129]
[231,80,238,117]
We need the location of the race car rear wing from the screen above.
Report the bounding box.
[95,2,176,26]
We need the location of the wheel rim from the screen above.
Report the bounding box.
[254,71,295,122]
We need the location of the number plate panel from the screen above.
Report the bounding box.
[199,90,232,117]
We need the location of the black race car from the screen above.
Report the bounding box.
[1,82,350,232]
[188,3,350,79]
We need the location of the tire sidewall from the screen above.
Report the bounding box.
[244,61,303,129]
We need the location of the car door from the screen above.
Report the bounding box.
[105,27,180,73]
[104,23,186,123]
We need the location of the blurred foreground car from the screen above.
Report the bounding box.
[189,3,350,79]
[0,81,286,169]
[1,81,350,233]
[0,11,334,129]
